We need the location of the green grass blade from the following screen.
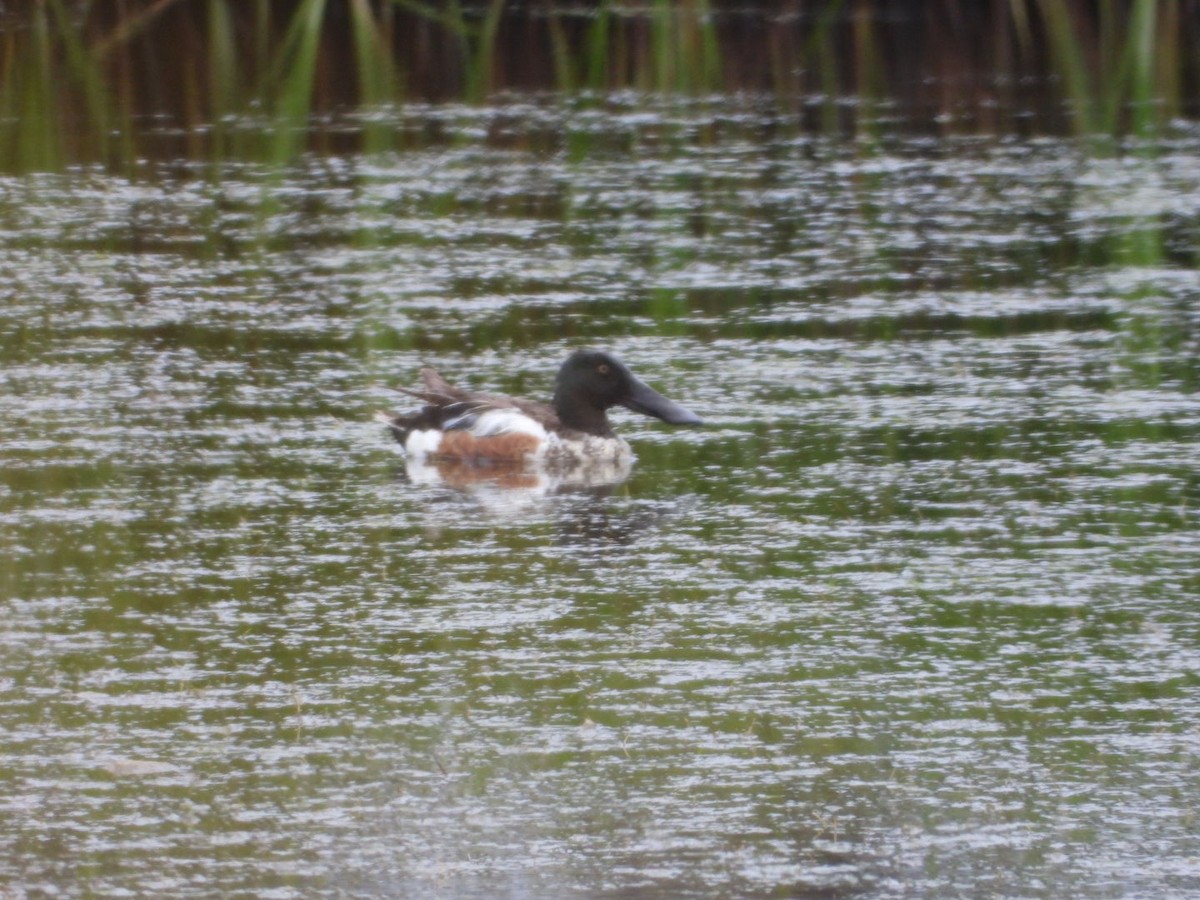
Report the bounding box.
[267,0,327,164]
[1036,0,1097,134]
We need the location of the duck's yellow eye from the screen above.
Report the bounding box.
[597,364,610,375]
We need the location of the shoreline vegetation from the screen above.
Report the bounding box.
[0,1,1196,169]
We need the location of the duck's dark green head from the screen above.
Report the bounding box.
[553,350,703,435]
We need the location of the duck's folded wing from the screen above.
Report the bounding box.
[442,402,552,438]
[378,369,562,462]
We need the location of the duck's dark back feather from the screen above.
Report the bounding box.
[381,367,564,445]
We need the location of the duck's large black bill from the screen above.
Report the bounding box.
[621,377,703,425]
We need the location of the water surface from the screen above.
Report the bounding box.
[2,100,1199,898]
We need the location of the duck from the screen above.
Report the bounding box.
[376,349,702,467]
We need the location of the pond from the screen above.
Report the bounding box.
[1,97,1199,898]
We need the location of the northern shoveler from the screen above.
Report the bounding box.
[376,350,702,467]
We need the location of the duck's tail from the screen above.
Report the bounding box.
[375,410,415,445]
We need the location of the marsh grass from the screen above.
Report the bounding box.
[1037,0,1184,140]
[0,1,114,171]
[0,1,1196,171]
[544,1,723,95]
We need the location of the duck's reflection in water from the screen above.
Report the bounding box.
[401,453,630,512]
[397,454,689,548]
